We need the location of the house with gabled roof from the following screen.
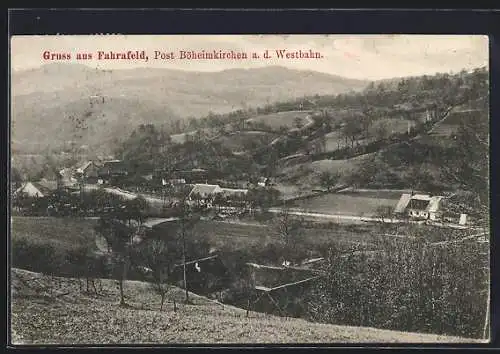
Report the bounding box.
[14,180,58,198]
[188,184,249,208]
[394,193,444,220]
[75,160,100,183]
[188,184,222,202]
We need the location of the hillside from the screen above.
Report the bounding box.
[10,268,480,345]
[11,64,368,154]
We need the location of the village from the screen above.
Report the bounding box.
[13,155,474,228]
[9,33,490,344]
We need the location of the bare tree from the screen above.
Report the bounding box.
[275,206,304,263]
[94,216,135,307]
[138,238,175,311]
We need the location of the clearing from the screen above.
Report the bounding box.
[290,190,401,217]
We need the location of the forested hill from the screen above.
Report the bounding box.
[115,67,488,172]
[110,67,488,211]
[11,64,368,155]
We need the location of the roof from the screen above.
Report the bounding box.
[394,193,444,213]
[411,194,432,201]
[301,257,325,266]
[141,217,180,229]
[394,193,412,213]
[16,181,58,197]
[76,161,93,174]
[408,199,430,211]
[220,188,248,196]
[99,160,127,174]
[426,196,443,213]
[189,184,221,198]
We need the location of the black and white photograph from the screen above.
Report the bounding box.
[9,34,490,345]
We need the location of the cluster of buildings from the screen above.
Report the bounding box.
[13,155,470,225]
[187,183,249,208]
[14,159,128,198]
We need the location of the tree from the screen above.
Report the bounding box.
[11,167,23,189]
[371,120,390,142]
[137,238,175,311]
[121,196,149,226]
[309,228,488,338]
[274,206,304,263]
[67,245,109,295]
[319,171,340,192]
[342,116,363,149]
[246,187,281,213]
[94,216,135,306]
[440,109,489,219]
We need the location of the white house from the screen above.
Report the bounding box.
[394,193,444,220]
[15,181,58,198]
[188,184,222,206]
[188,184,249,208]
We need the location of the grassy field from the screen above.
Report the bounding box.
[213,131,278,153]
[9,215,385,255]
[192,218,399,251]
[192,220,277,249]
[247,111,313,130]
[11,216,98,250]
[291,192,400,217]
[10,268,479,344]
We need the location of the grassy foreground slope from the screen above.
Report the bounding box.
[11,268,480,345]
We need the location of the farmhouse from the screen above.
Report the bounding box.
[153,168,209,185]
[98,160,128,182]
[188,184,249,207]
[59,168,77,186]
[188,184,222,206]
[394,193,444,220]
[75,161,100,183]
[14,180,58,198]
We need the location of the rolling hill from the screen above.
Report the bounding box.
[11,268,480,344]
[11,64,368,154]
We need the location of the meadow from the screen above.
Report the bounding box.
[11,216,97,251]
[246,110,313,130]
[290,190,401,217]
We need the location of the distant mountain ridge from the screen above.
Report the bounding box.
[11,63,369,154]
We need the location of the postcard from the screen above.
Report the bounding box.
[9,34,490,345]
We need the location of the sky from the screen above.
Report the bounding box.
[10,35,488,80]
